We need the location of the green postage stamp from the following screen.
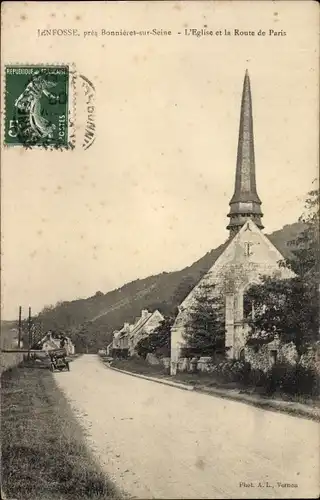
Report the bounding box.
[4,65,70,148]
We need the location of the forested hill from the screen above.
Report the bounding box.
[12,222,304,352]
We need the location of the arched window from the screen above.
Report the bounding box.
[239,348,245,361]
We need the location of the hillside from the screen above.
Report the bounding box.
[16,221,302,352]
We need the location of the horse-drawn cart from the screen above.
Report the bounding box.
[48,348,70,372]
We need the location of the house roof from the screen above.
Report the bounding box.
[113,310,164,341]
[37,333,74,347]
[129,310,163,338]
[118,331,128,339]
[129,314,151,337]
[42,339,59,350]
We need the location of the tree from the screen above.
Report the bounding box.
[136,316,174,358]
[73,322,97,353]
[283,182,319,277]
[182,283,226,356]
[244,276,318,355]
[244,184,319,356]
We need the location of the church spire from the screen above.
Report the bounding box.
[227,70,264,236]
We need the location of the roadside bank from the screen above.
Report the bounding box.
[1,364,122,500]
[104,357,320,422]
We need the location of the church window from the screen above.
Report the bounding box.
[244,242,253,256]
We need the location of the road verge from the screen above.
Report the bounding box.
[105,360,320,422]
[1,364,122,500]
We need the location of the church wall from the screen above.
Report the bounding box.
[225,293,235,357]
[170,221,295,375]
[244,342,299,373]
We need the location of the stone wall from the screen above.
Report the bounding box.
[145,355,170,370]
[161,357,170,369]
[146,353,160,365]
[1,326,24,375]
[173,341,319,376]
[300,343,320,374]
[245,341,299,373]
[0,352,24,375]
[197,357,214,372]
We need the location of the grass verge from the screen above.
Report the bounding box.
[108,357,320,421]
[1,365,122,500]
[107,357,168,377]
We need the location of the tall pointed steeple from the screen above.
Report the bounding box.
[227,70,264,236]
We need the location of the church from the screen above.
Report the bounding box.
[170,70,294,376]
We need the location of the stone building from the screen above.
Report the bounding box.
[110,309,164,357]
[112,322,133,352]
[170,70,295,376]
[128,309,164,356]
[37,331,75,355]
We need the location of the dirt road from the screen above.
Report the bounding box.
[53,355,318,499]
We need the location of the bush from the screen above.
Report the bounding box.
[211,360,251,384]
[267,362,318,396]
[210,360,319,397]
[135,317,173,359]
[111,348,128,359]
[247,368,269,389]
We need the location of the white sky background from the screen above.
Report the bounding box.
[1,1,319,319]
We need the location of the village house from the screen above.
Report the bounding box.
[170,70,295,376]
[128,309,164,356]
[109,309,164,358]
[106,342,113,356]
[36,331,75,356]
[110,322,133,356]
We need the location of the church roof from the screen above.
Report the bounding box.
[230,70,261,204]
[178,220,295,310]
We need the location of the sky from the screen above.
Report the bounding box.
[1,1,319,319]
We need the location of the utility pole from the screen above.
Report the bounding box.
[18,306,22,348]
[28,306,32,360]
